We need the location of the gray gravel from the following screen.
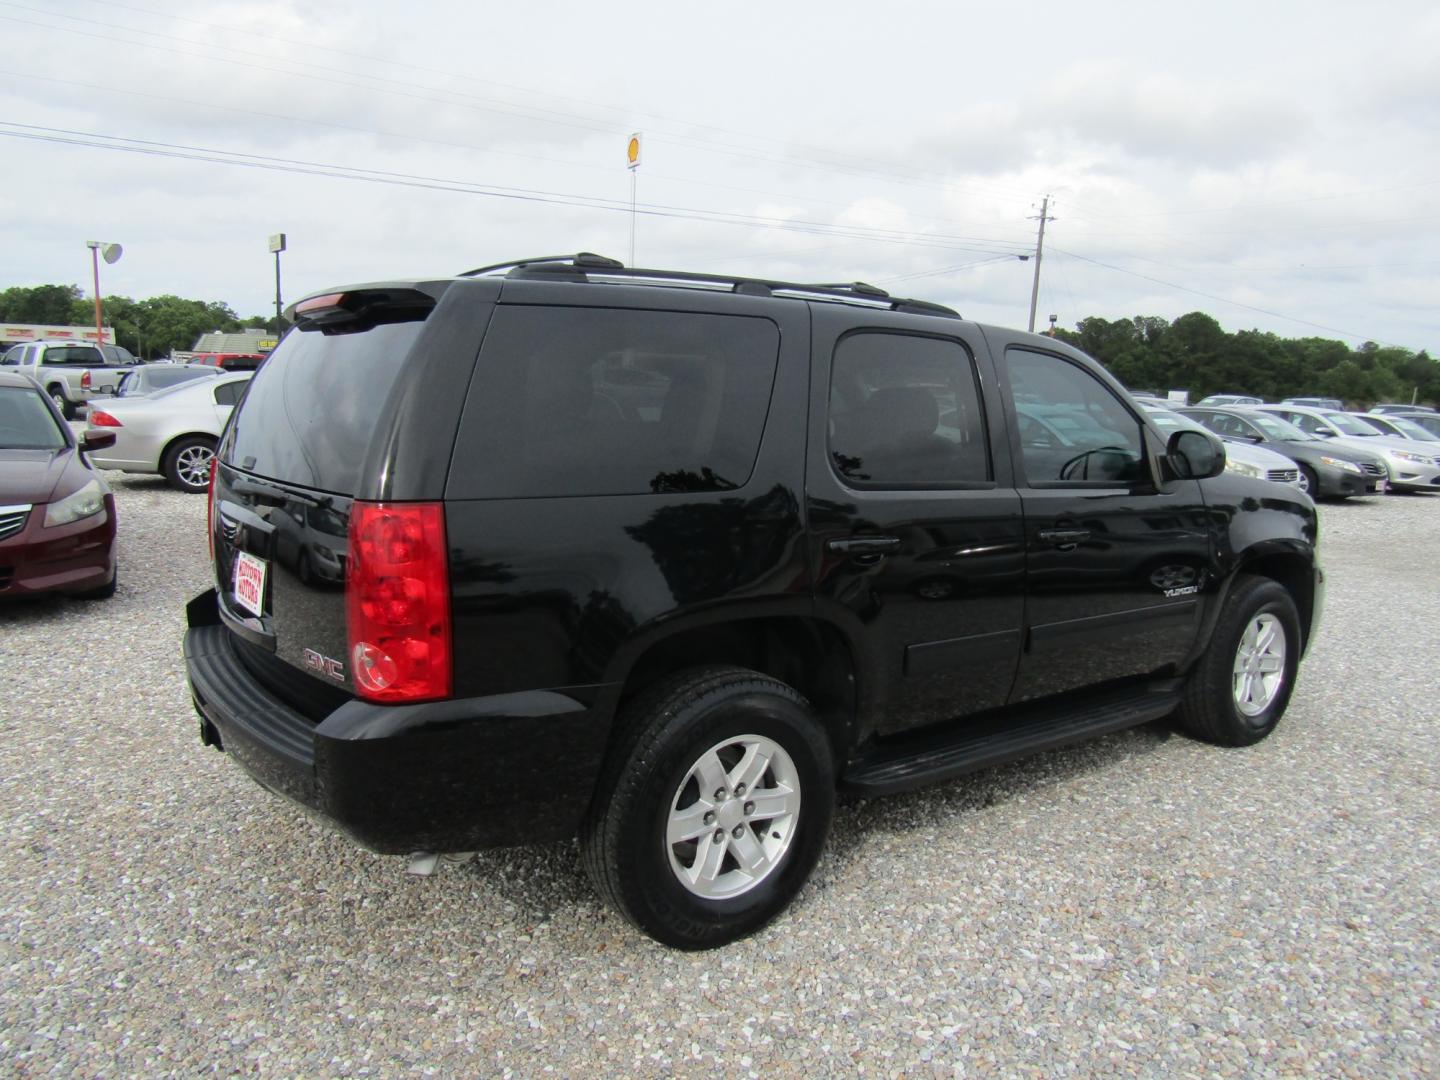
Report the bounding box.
[1,475,1437,1076]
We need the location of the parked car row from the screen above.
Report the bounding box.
[1178,404,1440,497]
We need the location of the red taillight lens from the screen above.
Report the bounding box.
[206,459,218,562]
[346,501,451,703]
[89,410,122,427]
[81,370,92,390]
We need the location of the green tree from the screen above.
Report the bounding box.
[0,284,85,324]
[133,295,243,357]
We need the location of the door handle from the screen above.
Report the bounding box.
[1037,528,1091,546]
[826,536,901,556]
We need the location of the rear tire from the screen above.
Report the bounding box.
[162,436,216,493]
[1176,574,1301,746]
[581,666,835,949]
[47,385,75,421]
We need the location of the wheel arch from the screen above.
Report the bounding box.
[609,611,862,758]
[160,430,218,466]
[1222,544,1319,653]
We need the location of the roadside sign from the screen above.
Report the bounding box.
[626,133,641,170]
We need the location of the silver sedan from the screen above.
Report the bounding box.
[84,373,252,493]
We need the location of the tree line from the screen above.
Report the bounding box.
[1052,311,1437,408]
[3,283,1435,406]
[0,284,281,359]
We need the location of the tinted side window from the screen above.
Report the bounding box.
[828,332,990,486]
[449,306,779,499]
[213,381,245,406]
[1,346,22,366]
[1004,349,1144,485]
[1288,413,1325,435]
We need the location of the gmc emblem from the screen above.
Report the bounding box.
[302,648,346,682]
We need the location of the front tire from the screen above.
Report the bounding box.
[1176,574,1301,746]
[162,436,216,493]
[581,666,835,949]
[1296,464,1316,496]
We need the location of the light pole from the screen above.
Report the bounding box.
[268,233,287,331]
[85,240,122,343]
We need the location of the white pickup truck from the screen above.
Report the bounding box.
[0,339,139,419]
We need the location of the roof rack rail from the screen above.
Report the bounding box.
[456,253,961,318]
[459,252,623,277]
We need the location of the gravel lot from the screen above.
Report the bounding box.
[2,473,1436,1076]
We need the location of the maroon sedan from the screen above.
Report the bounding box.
[0,370,118,600]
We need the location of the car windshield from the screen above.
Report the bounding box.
[0,385,68,450]
[1323,412,1382,436]
[1380,416,1437,440]
[1246,412,1313,441]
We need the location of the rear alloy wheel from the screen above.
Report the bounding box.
[48,385,75,421]
[162,436,217,493]
[1176,574,1301,746]
[582,666,835,949]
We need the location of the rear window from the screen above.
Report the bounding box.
[448,306,780,499]
[223,322,425,493]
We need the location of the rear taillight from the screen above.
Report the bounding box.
[346,502,451,703]
[89,410,121,427]
[206,460,218,562]
[81,370,92,390]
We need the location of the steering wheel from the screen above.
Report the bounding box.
[1059,445,1129,481]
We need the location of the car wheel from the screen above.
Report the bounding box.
[1296,465,1316,496]
[162,436,216,493]
[1176,574,1301,747]
[47,385,75,421]
[581,666,835,950]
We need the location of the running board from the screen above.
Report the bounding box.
[841,685,1182,797]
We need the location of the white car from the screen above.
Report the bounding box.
[1257,405,1440,493]
[84,373,252,493]
[1143,406,1306,489]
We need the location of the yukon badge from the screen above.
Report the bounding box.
[303,648,346,682]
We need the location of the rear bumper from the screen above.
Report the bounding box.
[184,590,612,854]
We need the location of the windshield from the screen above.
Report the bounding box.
[1323,412,1382,436]
[1246,412,1313,441]
[0,385,68,450]
[1380,416,1437,440]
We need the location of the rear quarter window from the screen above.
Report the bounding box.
[448,306,780,498]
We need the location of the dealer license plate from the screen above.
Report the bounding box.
[232,550,267,618]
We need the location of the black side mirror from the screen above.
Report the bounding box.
[81,431,116,453]
[1167,429,1225,479]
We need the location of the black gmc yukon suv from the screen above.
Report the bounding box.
[185,254,1323,948]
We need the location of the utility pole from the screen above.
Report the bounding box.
[1027,195,1054,333]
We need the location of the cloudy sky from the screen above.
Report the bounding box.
[3,0,1438,352]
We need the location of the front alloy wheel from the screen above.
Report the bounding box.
[1176,574,1301,746]
[1232,613,1286,717]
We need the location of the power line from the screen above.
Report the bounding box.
[0,121,1032,257]
[5,2,1044,207]
[0,70,1037,252]
[1049,247,1406,348]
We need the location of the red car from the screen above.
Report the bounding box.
[189,353,265,371]
[0,370,118,599]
